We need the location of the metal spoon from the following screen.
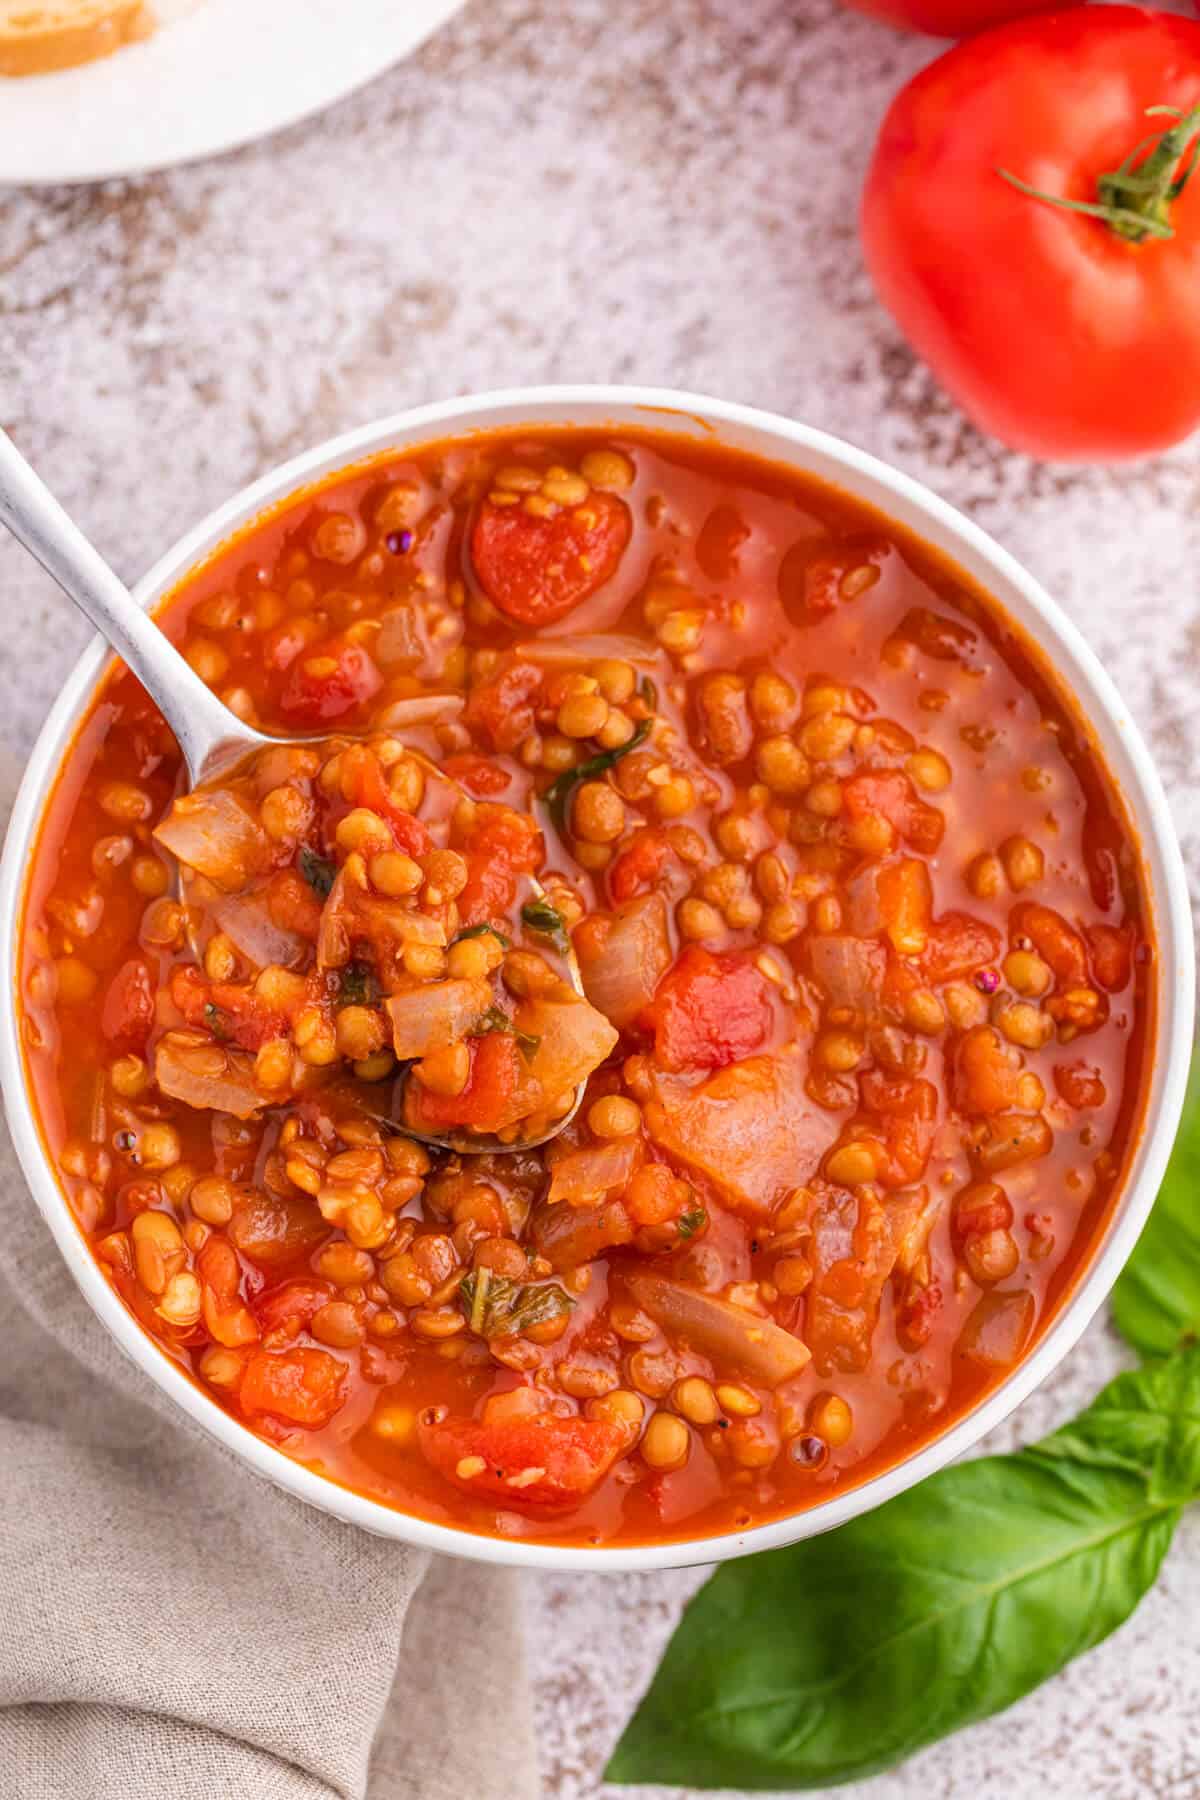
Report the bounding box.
[0,428,588,1154]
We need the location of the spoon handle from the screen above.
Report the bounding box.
[0,427,245,782]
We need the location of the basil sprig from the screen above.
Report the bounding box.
[541,716,652,835]
[1113,1055,1200,1359]
[608,1348,1198,1790]
[608,1057,1200,1791]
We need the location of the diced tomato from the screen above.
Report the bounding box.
[921,912,1003,985]
[442,752,513,798]
[806,1184,896,1374]
[267,869,325,939]
[1086,923,1133,992]
[780,537,889,625]
[859,1070,938,1186]
[101,956,156,1052]
[894,1275,943,1351]
[406,1033,523,1136]
[239,1346,348,1428]
[608,830,675,903]
[279,638,383,725]
[1054,1060,1107,1110]
[950,1025,1024,1118]
[170,964,211,1027]
[470,490,632,625]
[1010,902,1088,987]
[417,1410,633,1507]
[254,1279,335,1335]
[339,745,431,857]
[645,947,773,1073]
[458,807,543,926]
[463,660,545,755]
[843,768,944,854]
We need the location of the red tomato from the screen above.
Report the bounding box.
[406,1033,522,1136]
[843,769,944,854]
[458,808,543,925]
[839,0,1072,39]
[418,1410,632,1507]
[279,638,382,724]
[862,9,1200,459]
[339,746,430,857]
[240,1347,347,1428]
[254,1279,335,1335]
[645,947,774,1073]
[471,490,632,624]
[463,659,544,754]
[100,956,156,1052]
[608,829,676,903]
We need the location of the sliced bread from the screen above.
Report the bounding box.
[0,0,151,78]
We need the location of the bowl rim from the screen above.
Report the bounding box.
[0,382,1193,1573]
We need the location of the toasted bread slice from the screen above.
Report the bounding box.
[0,1,151,77]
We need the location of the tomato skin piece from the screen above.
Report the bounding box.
[838,0,1072,40]
[645,947,774,1073]
[458,808,543,926]
[861,8,1200,459]
[406,1032,523,1135]
[471,490,632,625]
[417,1411,633,1508]
[338,745,431,857]
[239,1346,348,1428]
[253,1279,336,1335]
[608,829,675,904]
[279,638,382,724]
[101,956,156,1052]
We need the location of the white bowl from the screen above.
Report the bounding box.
[1,386,1193,1572]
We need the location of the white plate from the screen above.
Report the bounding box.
[0,0,465,187]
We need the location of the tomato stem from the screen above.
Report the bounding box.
[997,103,1200,245]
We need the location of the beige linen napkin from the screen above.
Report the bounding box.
[0,757,539,1800]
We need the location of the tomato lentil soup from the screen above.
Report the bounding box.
[18,427,1152,1547]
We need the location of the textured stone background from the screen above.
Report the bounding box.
[3,1,1200,1795]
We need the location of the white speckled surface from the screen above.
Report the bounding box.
[2,2,1200,1795]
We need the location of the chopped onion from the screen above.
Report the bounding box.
[511,996,619,1120]
[371,692,465,728]
[576,893,672,1029]
[212,888,306,970]
[956,1289,1035,1368]
[514,634,659,668]
[531,1195,635,1269]
[626,1272,811,1385]
[155,1030,264,1119]
[808,935,887,1014]
[386,978,493,1060]
[154,789,270,893]
[547,1139,641,1205]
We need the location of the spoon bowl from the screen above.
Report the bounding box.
[0,428,590,1156]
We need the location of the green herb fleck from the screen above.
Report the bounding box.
[299,846,336,898]
[469,1004,540,1062]
[541,716,653,835]
[203,1001,232,1042]
[451,922,511,948]
[677,1208,707,1240]
[337,961,381,1009]
[520,896,568,950]
[638,675,658,710]
[458,1268,575,1339]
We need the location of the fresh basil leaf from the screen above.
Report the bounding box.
[1113,1052,1200,1360]
[607,1349,1200,1791]
[450,922,511,948]
[336,961,381,1009]
[299,846,336,899]
[677,1208,707,1240]
[541,716,652,835]
[458,1268,574,1339]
